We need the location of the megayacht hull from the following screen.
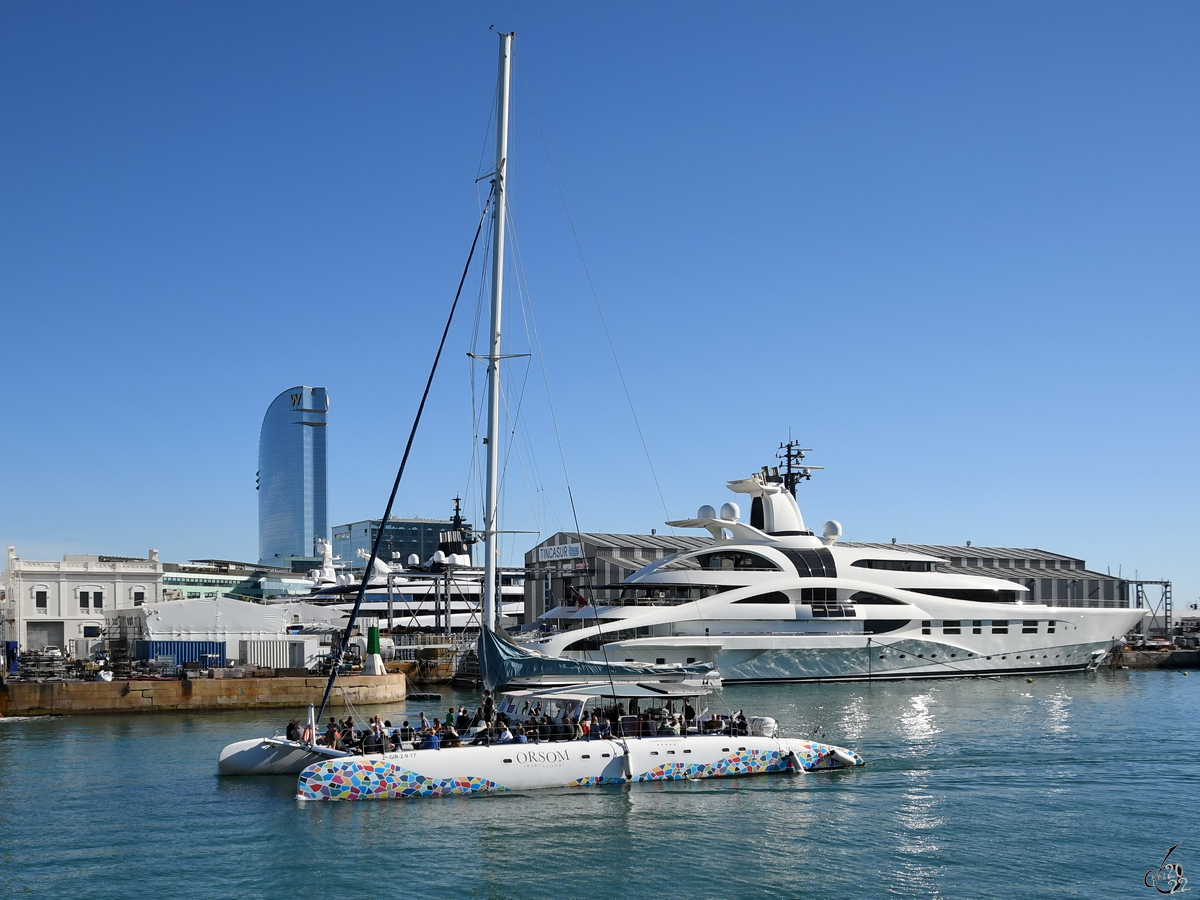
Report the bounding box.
[587,608,1146,684]
[296,734,863,800]
[713,636,1121,683]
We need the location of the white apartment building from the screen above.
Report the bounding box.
[2,546,164,657]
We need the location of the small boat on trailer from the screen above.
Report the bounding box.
[296,680,863,801]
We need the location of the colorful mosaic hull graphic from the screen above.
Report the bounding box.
[629,741,864,782]
[567,774,625,787]
[632,747,785,782]
[297,758,506,801]
[791,741,866,770]
[296,739,864,801]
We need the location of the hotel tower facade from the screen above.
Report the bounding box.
[257,386,328,565]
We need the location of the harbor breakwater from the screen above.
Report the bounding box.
[0,672,407,716]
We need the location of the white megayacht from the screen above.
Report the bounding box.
[522,463,1146,682]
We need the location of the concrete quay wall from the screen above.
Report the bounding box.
[0,673,407,716]
[1111,649,1200,669]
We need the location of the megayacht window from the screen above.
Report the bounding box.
[850,559,936,572]
[732,591,791,604]
[694,551,781,572]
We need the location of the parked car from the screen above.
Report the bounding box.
[41,645,63,658]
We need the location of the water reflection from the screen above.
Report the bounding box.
[1043,689,1073,734]
[839,694,870,742]
[889,769,946,897]
[898,690,942,750]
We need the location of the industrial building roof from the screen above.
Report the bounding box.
[839,543,1117,581]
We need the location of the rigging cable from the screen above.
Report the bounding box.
[502,193,607,674]
[316,188,494,723]
[516,54,673,526]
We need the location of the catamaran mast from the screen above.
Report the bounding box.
[483,32,513,633]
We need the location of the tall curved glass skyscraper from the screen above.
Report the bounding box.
[258,386,328,564]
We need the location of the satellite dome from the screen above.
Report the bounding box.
[822,520,843,543]
[719,502,740,522]
[697,505,717,519]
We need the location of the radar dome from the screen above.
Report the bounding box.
[719,502,740,522]
[822,520,843,544]
[407,554,420,567]
[697,505,717,519]
[431,550,446,564]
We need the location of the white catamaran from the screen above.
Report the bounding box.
[294,33,865,799]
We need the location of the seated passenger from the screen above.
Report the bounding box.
[514,726,529,744]
[495,724,514,744]
[419,731,441,750]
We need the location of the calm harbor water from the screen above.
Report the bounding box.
[2,670,1196,899]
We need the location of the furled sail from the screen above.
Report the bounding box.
[478,626,714,690]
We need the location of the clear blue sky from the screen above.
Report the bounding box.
[2,3,1196,606]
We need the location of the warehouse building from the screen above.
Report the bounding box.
[104,596,343,669]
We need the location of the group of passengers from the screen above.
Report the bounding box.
[300,689,751,754]
[310,714,400,752]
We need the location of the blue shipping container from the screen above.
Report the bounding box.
[133,641,227,666]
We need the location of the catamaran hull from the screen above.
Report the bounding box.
[218,738,349,775]
[296,735,863,800]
